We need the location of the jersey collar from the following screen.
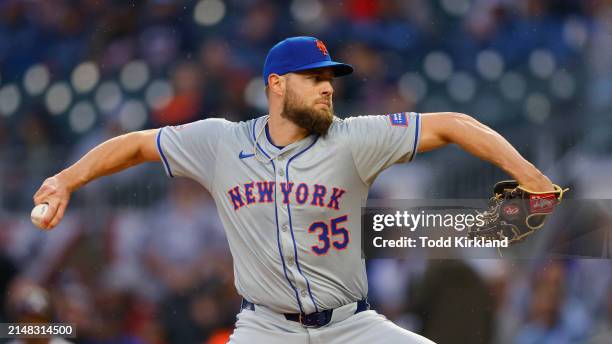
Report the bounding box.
[253,115,317,159]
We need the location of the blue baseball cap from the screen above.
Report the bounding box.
[263,36,353,86]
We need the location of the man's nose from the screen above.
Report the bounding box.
[320,81,334,96]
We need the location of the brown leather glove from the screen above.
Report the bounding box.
[468,180,569,245]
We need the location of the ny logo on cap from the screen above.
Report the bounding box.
[315,39,328,56]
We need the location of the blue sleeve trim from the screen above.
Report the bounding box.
[156,128,174,178]
[409,113,420,162]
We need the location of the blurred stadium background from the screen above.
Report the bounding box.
[0,0,611,343]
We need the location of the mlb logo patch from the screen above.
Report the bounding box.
[388,112,408,126]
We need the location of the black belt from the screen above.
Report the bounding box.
[240,299,370,328]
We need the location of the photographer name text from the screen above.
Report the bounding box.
[372,236,509,248]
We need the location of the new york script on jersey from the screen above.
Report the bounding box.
[227,181,346,211]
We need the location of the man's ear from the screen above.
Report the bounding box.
[268,74,285,97]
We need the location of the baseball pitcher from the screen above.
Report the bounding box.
[33,37,556,343]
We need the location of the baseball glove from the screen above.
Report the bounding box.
[468,180,569,245]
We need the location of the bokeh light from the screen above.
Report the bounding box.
[194,0,226,26]
[0,84,21,117]
[45,82,73,115]
[120,60,150,92]
[244,77,267,111]
[529,49,556,79]
[95,81,123,114]
[525,93,551,123]
[563,17,589,50]
[69,101,97,134]
[441,0,471,17]
[424,52,453,82]
[118,100,148,131]
[145,79,173,110]
[476,50,504,81]
[290,0,323,24]
[71,61,100,94]
[23,64,50,96]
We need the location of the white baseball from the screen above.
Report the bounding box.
[31,203,49,229]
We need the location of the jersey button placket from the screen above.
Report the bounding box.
[274,167,299,301]
[281,162,316,315]
[276,167,287,210]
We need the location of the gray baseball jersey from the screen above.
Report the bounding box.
[156,112,420,314]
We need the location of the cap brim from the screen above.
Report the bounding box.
[291,61,354,78]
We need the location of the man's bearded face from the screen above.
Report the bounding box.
[280,80,334,136]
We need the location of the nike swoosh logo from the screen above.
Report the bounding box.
[239,151,255,159]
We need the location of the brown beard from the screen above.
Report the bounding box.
[281,87,334,136]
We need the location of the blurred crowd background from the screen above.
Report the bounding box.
[1,0,611,343]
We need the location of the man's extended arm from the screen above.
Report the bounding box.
[418,112,553,192]
[33,129,160,229]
